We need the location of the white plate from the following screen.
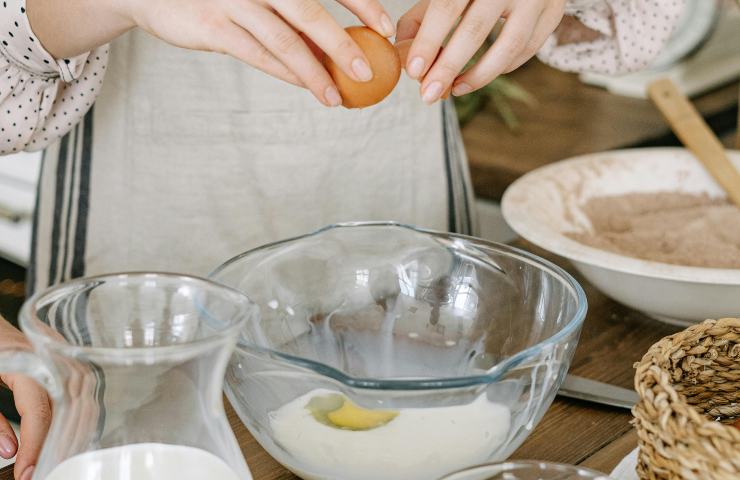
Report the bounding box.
[501,148,740,326]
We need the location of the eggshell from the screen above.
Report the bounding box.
[323,27,401,109]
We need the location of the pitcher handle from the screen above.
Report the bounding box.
[0,350,61,400]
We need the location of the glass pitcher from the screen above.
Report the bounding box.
[0,272,255,480]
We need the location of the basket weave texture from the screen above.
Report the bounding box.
[633,318,740,479]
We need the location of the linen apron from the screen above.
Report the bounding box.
[28,1,476,294]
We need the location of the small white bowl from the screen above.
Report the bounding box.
[501,147,740,327]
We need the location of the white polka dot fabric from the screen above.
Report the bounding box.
[538,0,686,74]
[0,0,107,154]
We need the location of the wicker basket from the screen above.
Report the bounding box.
[633,318,740,479]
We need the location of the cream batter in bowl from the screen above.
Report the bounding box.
[210,223,587,480]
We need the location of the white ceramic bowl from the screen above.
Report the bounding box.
[501,147,740,327]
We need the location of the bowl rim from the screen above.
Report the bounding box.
[438,459,612,479]
[20,271,253,360]
[210,221,588,391]
[501,147,740,286]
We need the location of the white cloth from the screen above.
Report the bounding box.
[610,447,640,480]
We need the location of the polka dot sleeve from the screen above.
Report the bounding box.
[537,0,686,75]
[1,0,108,155]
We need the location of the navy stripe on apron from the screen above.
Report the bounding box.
[71,107,93,279]
[459,164,472,232]
[44,107,94,286]
[26,148,46,297]
[450,119,472,234]
[441,100,474,235]
[48,132,71,284]
[441,101,457,233]
[60,124,81,279]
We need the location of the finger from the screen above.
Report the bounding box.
[420,0,503,103]
[9,376,51,478]
[299,33,324,60]
[0,413,18,460]
[220,21,303,87]
[503,6,563,73]
[396,0,430,42]
[268,0,374,83]
[233,6,342,107]
[453,4,540,95]
[404,0,469,80]
[335,0,396,37]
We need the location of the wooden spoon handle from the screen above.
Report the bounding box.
[647,77,740,209]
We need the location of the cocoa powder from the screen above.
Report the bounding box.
[567,192,740,269]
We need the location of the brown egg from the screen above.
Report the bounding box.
[323,27,401,109]
[395,39,451,100]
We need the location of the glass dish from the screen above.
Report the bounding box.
[211,222,588,480]
[440,461,615,479]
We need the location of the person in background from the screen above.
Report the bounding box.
[0,1,684,478]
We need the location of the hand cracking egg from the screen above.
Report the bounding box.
[322,28,452,108]
[323,27,401,109]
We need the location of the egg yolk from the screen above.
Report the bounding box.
[327,399,399,430]
[307,393,398,431]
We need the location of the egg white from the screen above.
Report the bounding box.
[270,389,511,480]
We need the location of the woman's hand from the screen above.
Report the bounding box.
[127,0,395,106]
[397,0,566,103]
[0,318,51,480]
[29,0,396,107]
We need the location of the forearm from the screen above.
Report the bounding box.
[26,0,135,59]
[1,0,109,154]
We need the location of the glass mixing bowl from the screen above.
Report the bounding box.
[210,223,587,480]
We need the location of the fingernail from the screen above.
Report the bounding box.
[324,86,342,107]
[0,434,16,458]
[380,13,395,37]
[351,58,373,82]
[452,82,473,96]
[20,466,34,480]
[422,81,443,104]
[407,56,425,79]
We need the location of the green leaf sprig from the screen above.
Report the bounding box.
[452,39,537,130]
